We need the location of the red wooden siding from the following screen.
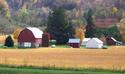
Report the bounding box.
[18,29,35,43]
[68,43,80,48]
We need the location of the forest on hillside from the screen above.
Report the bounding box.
[0,0,125,34]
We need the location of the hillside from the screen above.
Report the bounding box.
[0,0,125,33]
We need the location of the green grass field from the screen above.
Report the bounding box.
[0,65,125,74]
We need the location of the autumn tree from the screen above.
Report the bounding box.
[117,19,125,42]
[0,0,10,18]
[75,25,85,45]
[13,28,22,39]
[18,3,29,23]
[47,7,74,44]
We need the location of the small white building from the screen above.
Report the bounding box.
[68,38,80,48]
[81,38,91,46]
[86,38,103,49]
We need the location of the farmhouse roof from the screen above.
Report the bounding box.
[83,38,91,42]
[88,38,103,44]
[26,27,43,38]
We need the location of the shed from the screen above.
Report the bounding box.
[68,38,80,48]
[106,37,117,45]
[106,37,123,46]
[42,32,50,47]
[86,38,103,49]
[18,27,43,48]
[81,38,91,46]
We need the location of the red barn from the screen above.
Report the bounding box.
[18,27,43,48]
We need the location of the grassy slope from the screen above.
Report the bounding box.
[0,66,124,74]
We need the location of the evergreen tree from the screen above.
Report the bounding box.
[47,7,74,44]
[84,8,95,38]
[4,35,14,47]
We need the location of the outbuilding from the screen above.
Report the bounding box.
[106,37,122,46]
[68,38,80,48]
[86,38,103,49]
[81,38,91,46]
[18,27,43,48]
[106,37,117,45]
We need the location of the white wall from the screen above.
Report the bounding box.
[86,43,103,49]
[86,39,103,49]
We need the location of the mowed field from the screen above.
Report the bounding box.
[0,46,125,70]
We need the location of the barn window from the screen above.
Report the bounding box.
[24,42,31,47]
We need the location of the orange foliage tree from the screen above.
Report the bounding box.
[75,25,85,44]
[13,28,23,39]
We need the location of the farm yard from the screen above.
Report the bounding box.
[0,35,125,71]
[1,0,125,73]
[0,46,125,71]
[0,24,125,74]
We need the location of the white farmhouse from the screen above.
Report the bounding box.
[81,38,91,46]
[86,38,103,49]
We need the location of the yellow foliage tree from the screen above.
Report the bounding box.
[122,11,125,18]
[112,7,118,14]
[5,10,10,18]
[21,3,28,13]
[99,34,106,45]
[0,0,10,18]
[0,0,6,5]
[33,0,38,3]
[13,28,23,39]
[75,25,85,45]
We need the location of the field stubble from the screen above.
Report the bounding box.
[0,46,125,70]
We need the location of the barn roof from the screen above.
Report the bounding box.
[26,27,43,38]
